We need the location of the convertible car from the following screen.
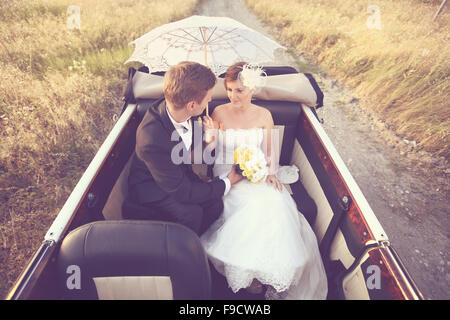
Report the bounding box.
[6,65,423,300]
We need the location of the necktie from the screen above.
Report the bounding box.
[178,120,192,150]
[180,123,189,134]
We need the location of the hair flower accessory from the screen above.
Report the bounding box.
[238,64,267,92]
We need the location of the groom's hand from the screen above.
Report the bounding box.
[227,165,243,185]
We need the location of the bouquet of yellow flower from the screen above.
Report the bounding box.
[234,145,269,183]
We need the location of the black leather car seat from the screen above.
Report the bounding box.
[57,220,211,299]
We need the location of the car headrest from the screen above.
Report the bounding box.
[57,220,211,300]
[131,70,322,108]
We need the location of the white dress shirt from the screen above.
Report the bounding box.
[166,106,230,195]
[166,109,192,150]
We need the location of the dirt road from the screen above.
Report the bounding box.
[196,0,449,299]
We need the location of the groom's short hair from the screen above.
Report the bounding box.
[164,61,216,110]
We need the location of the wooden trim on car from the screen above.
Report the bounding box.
[368,247,422,300]
[300,110,375,244]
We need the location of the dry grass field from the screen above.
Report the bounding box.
[0,0,199,298]
[246,0,449,158]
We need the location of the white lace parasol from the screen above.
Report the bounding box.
[125,15,285,76]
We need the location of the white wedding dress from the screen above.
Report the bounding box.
[200,128,328,300]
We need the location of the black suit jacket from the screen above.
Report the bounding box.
[127,98,225,206]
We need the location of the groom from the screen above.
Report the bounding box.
[122,61,242,235]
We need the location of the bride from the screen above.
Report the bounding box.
[200,62,328,300]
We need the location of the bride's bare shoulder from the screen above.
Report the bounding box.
[252,104,272,119]
[213,103,231,112]
[211,103,231,119]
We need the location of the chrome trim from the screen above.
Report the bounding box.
[382,243,423,300]
[338,240,422,300]
[7,240,55,300]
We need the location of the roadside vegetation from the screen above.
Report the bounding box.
[246,0,449,158]
[0,0,199,298]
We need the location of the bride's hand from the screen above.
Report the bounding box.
[266,174,282,192]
